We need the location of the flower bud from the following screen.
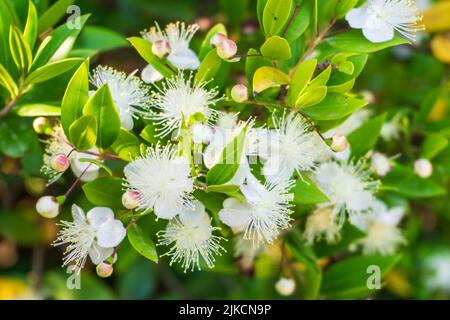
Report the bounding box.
[371,152,392,177]
[231,84,249,103]
[210,33,228,48]
[152,39,171,58]
[50,154,70,173]
[414,159,433,178]
[330,133,348,152]
[33,117,51,135]
[96,262,113,278]
[217,38,237,60]
[275,277,296,296]
[122,190,140,210]
[36,196,60,219]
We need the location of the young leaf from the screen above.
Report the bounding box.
[9,25,32,71]
[25,58,82,85]
[0,63,18,98]
[302,93,367,120]
[82,177,125,209]
[260,35,292,60]
[295,85,328,109]
[15,104,61,117]
[83,84,121,149]
[293,175,329,205]
[112,129,141,162]
[245,48,272,95]
[194,49,222,84]
[128,223,159,263]
[23,1,38,51]
[253,66,290,94]
[286,59,317,106]
[61,59,89,138]
[69,115,97,151]
[262,0,293,36]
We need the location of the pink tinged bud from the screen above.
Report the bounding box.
[210,33,228,48]
[36,196,60,219]
[122,190,140,210]
[152,40,171,58]
[330,134,348,152]
[96,262,113,278]
[275,278,296,296]
[50,154,70,173]
[32,117,51,134]
[217,39,237,60]
[414,159,433,178]
[231,84,249,103]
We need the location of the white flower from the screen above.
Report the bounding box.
[157,200,225,272]
[256,112,330,184]
[371,152,392,176]
[345,0,423,43]
[311,161,377,224]
[141,22,200,83]
[424,252,450,293]
[234,234,262,271]
[90,66,149,130]
[381,113,402,142]
[41,126,99,184]
[145,73,221,137]
[123,144,194,219]
[304,205,341,244]
[190,123,213,145]
[351,199,406,255]
[218,176,294,245]
[53,205,126,269]
[324,109,371,138]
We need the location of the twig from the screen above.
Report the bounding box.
[64,163,93,197]
[282,4,301,37]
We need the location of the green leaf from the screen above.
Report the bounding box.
[194,49,222,84]
[287,59,317,105]
[205,184,246,202]
[15,103,61,117]
[127,223,159,263]
[321,255,401,299]
[0,115,37,157]
[257,0,269,34]
[69,115,97,151]
[253,66,290,94]
[140,124,159,145]
[38,0,76,34]
[245,48,272,95]
[127,37,174,79]
[23,1,38,51]
[82,176,125,209]
[328,54,368,90]
[302,93,367,120]
[32,14,90,70]
[72,26,128,57]
[199,23,228,60]
[326,30,409,53]
[263,0,293,36]
[83,84,121,149]
[348,114,386,158]
[260,35,292,60]
[293,175,329,205]
[206,127,247,186]
[335,0,359,18]
[112,129,141,162]
[61,59,89,138]
[9,25,32,71]
[295,85,327,109]
[25,58,82,85]
[420,133,449,160]
[0,63,18,98]
[283,2,311,43]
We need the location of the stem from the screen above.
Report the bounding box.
[281,4,301,37]
[232,53,262,59]
[0,98,17,118]
[64,163,93,197]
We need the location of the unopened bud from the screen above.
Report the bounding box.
[217,38,237,60]
[36,196,60,219]
[152,40,171,58]
[210,33,228,48]
[122,190,140,210]
[275,277,296,296]
[414,159,433,178]
[96,262,113,278]
[33,117,51,135]
[371,152,392,177]
[231,84,249,103]
[50,154,70,173]
[330,134,348,152]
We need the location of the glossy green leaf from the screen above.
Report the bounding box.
[293,175,329,205]
[283,1,311,43]
[72,26,128,57]
[69,114,97,151]
[15,103,61,117]
[23,1,38,51]
[25,58,82,85]
[82,177,125,209]
[302,93,367,120]
[253,66,290,94]
[9,25,32,71]
[263,0,293,36]
[0,63,18,98]
[194,49,222,84]
[112,129,141,162]
[287,59,317,105]
[260,35,292,60]
[38,0,75,34]
[295,85,328,109]
[128,223,158,263]
[245,48,272,95]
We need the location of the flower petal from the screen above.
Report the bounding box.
[87,207,115,229]
[154,197,180,220]
[89,242,114,265]
[362,24,395,43]
[219,198,252,228]
[179,200,206,225]
[346,7,368,29]
[71,204,86,224]
[168,48,200,70]
[141,64,164,83]
[96,220,126,248]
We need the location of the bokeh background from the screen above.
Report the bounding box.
[1,0,450,300]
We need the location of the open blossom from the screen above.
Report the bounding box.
[53,205,126,270]
[90,66,149,130]
[157,201,225,272]
[381,113,403,142]
[41,126,99,184]
[304,205,341,245]
[141,22,200,83]
[256,112,330,184]
[145,73,221,137]
[352,200,406,255]
[424,252,450,293]
[218,176,294,245]
[123,144,194,219]
[311,161,377,224]
[346,0,423,43]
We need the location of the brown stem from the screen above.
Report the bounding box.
[232,53,263,59]
[64,163,93,197]
[282,4,301,37]
[0,99,17,118]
